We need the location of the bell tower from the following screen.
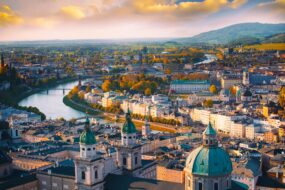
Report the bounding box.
[116,110,142,174]
[74,117,104,190]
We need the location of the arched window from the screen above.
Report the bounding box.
[81,171,85,180]
[123,157,127,165]
[214,183,218,190]
[135,157,138,165]
[95,170,98,179]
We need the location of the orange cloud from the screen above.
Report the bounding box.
[127,0,248,17]
[60,5,86,20]
[0,5,23,27]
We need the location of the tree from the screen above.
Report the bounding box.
[209,84,218,94]
[203,99,213,108]
[165,68,172,75]
[229,86,237,96]
[86,85,91,93]
[102,80,111,92]
[279,86,285,108]
[144,88,152,96]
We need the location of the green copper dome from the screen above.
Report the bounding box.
[122,110,137,134]
[80,117,96,145]
[186,123,232,176]
[186,146,233,176]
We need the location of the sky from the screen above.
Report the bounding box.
[0,0,284,41]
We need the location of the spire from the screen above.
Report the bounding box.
[79,116,96,145]
[203,122,218,147]
[122,110,137,134]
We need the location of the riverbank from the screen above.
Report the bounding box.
[63,95,179,133]
[63,96,101,115]
[0,76,80,120]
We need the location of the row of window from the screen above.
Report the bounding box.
[123,135,136,139]
[81,170,98,180]
[122,157,138,166]
[82,147,96,151]
[41,181,69,189]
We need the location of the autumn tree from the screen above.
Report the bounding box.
[86,85,91,93]
[102,80,111,92]
[144,88,151,96]
[209,84,218,94]
[279,86,285,109]
[165,68,172,75]
[203,99,213,108]
[229,86,237,96]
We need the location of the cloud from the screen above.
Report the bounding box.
[124,0,248,18]
[0,5,23,27]
[256,0,285,20]
[60,5,87,20]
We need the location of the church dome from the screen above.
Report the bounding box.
[122,110,137,134]
[80,117,96,145]
[185,123,232,177]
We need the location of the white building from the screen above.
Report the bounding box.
[170,80,210,94]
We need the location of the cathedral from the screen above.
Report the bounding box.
[35,111,245,190]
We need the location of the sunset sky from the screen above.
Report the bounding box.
[0,0,284,41]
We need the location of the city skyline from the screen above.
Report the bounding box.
[0,0,285,41]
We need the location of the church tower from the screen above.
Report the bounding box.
[142,106,151,138]
[242,68,249,86]
[116,110,142,174]
[184,123,232,190]
[74,117,104,190]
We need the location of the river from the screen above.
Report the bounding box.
[19,80,86,120]
[19,54,216,120]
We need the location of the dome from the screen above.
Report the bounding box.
[185,123,232,177]
[79,117,96,145]
[122,110,137,134]
[186,146,232,176]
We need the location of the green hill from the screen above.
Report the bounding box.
[178,23,285,45]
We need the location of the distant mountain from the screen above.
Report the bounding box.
[178,23,285,45]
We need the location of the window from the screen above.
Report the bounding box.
[95,170,98,179]
[199,182,203,190]
[129,136,132,139]
[135,157,138,165]
[15,130,18,136]
[214,183,218,190]
[82,171,85,180]
[93,147,95,150]
[87,148,91,151]
[124,136,126,139]
[63,185,69,189]
[52,183,58,187]
[188,179,191,187]
[82,148,85,151]
[205,140,208,144]
[123,157,127,165]
[42,181,47,185]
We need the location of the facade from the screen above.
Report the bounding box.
[170,80,210,94]
[74,117,105,190]
[184,123,233,190]
[221,76,242,89]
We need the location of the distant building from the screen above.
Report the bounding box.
[170,80,210,94]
